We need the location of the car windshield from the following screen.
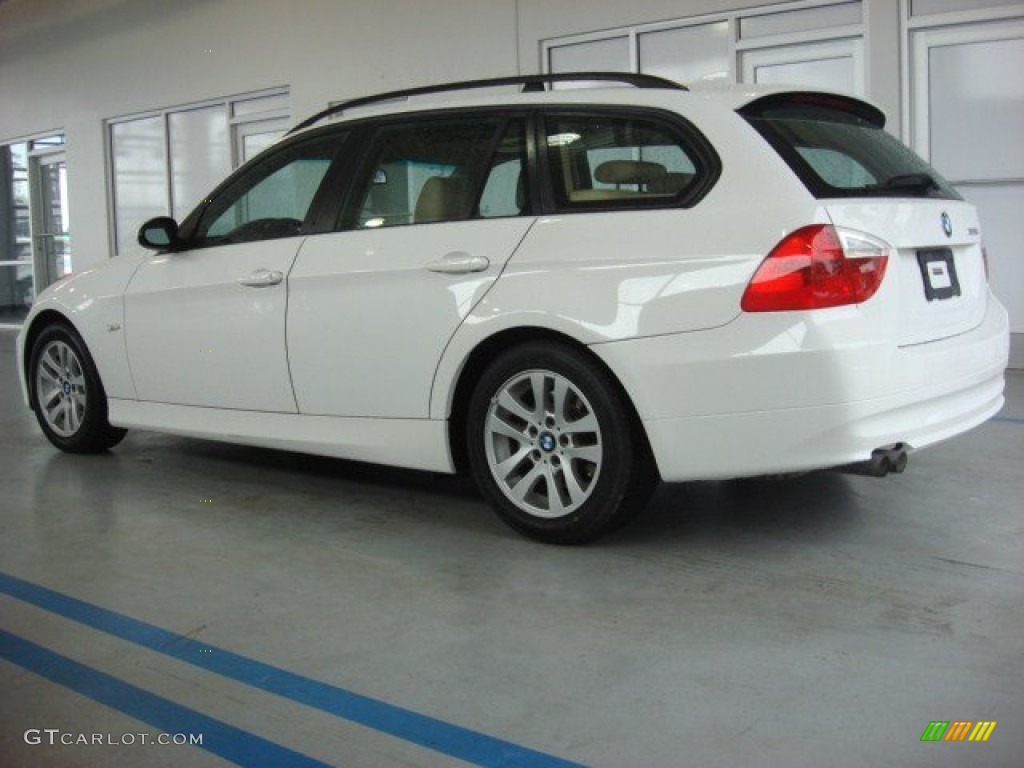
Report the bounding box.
[742,98,961,200]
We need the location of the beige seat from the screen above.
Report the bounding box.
[414,176,470,224]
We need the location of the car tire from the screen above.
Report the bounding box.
[467,341,655,544]
[29,323,127,453]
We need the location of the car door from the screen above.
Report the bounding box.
[124,132,346,411]
[287,115,535,418]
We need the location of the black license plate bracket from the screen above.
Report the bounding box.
[916,248,960,302]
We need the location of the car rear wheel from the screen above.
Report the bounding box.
[467,341,655,544]
[30,323,127,453]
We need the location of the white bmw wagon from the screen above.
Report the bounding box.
[17,73,1010,543]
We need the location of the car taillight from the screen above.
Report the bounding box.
[741,225,890,312]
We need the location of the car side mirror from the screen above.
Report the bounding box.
[138,216,183,251]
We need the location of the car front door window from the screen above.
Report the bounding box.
[193,134,343,246]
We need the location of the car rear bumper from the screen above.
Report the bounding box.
[593,292,1010,482]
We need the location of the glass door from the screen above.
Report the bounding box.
[31,150,72,290]
[236,118,285,164]
[910,19,1024,365]
[0,143,32,324]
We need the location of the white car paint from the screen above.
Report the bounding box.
[288,217,535,418]
[124,238,302,411]
[824,199,987,346]
[105,399,453,473]
[16,81,1010,500]
[592,291,1007,481]
[16,254,142,404]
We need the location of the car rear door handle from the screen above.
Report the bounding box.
[237,269,284,288]
[425,252,490,275]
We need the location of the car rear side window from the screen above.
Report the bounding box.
[741,94,961,200]
[543,112,715,210]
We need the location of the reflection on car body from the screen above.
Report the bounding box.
[16,73,1009,543]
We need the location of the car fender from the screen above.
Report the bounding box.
[18,254,145,407]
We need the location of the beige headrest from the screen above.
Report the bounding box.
[593,160,667,186]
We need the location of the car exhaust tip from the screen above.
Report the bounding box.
[836,443,909,478]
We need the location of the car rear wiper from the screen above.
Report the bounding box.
[875,173,940,194]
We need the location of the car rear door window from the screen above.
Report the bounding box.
[353,117,527,229]
[543,112,713,210]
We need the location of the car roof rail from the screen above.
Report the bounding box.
[286,71,688,135]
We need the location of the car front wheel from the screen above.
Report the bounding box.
[467,341,655,544]
[29,323,127,453]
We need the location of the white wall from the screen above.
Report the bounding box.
[0,0,518,269]
[0,0,1019,365]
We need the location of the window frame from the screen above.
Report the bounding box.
[541,0,864,85]
[477,119,532,220]
[106,89,290,255]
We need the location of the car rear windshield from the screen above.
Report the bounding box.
[740,94,960,200]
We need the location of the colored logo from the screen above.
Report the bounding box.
[941,211,953,238]
[921,721,997,742]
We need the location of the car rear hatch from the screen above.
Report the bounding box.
[739,91,988,345]
[824,199,987,345]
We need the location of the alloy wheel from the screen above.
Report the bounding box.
[35,339,88,438]
[484,369,603,519]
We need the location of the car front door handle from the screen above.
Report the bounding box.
[425,252,490,275]
[236,269,284,288]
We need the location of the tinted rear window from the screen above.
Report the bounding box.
[741,96,960,200]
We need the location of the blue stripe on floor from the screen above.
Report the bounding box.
[0,629,330,768]
[990,415,1024,424]
[0,571,583,768]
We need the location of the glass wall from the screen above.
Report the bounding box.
[111,116,168,256]
[0,142,32,323]
[638,21,731,83]
[909,14,1024,348]
[544,0,864,90]
[109,90,288,254]
[169,105,230,221]
[34,154,72,288]
[1,135,67,325]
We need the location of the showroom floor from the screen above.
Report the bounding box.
[1,327,1021,767]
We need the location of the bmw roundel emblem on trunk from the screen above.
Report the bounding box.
[941,212,953,238]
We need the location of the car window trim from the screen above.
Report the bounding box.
[304,128,368,235]
[465,117,515,220]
